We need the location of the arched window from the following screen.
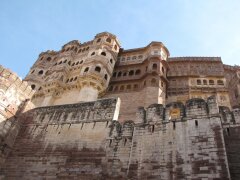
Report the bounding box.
[78,49,82,53]
[66,79,69,83]
[108,86,113,91]
[74,77,77,81]
[66,48,70,51]
[86,47,89,51]
[76,62,79,65]
[97,38,101,43]
[134,84,138,89]
[38,70,43,75]
[106,38,111,43]
[40,57,44,60]
[152,63,157,70]
[110,59,113,64]
[46,57,51,61]
[31,70,35,74]
[127,84,131,90]
[203,80,207,85]
[31,84,36,90]
[113,72,117,77]
[117,72,122,77]
[197,79,201,85]
[129,70,134,76]
[217,80,224,85]
[235,89,239,98]
[104,74,108,80]
[59,61,62,65]
[68,61,71,66]
[95,66,101,73]
[114,45,117,50]
[70,78,73,82]
[132,56,137,60]
[135,69,141,75]
[72,63,75,66]
[91,52,95,56]
[143,80,146,86]
[209,80,215,85]
[120,85,124,91]
[123,72,127,76]
[101,52,106,56]
[114,86,119,91]
[161,81,164,87]
[63,59,67,63]
[54,63,57,66]
[74,47,78,52]
[80,60,83,64]
[84,67,89,72]
[151,78,157,86]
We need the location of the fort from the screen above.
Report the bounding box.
[0,32,240,179]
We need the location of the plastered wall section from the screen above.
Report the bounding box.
[105,86,160,122]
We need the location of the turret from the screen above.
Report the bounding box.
[145,42,170,105]
[24,32,120,106]
[78,32,120,101]
[24,50,58,91]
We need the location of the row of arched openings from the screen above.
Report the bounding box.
[197,79,224,86]
[62,46,90,54]
[83,66,108,80]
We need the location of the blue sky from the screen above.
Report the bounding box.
[0,0,240,78]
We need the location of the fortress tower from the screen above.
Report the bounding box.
[105,41,170,121]
[23,32,237,121]
[1,32,240,179]
[77,32,120,101]
[24,32,120,106]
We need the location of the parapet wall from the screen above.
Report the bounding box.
[0,98,121,179]
[135,95,239,125]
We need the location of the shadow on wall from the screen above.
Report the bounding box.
[0,99,31,167]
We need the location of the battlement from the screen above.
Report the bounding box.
[25,97,120,126]
[135,96,239,125]
[168,56,222,62]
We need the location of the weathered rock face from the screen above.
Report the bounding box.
[1,97,237,179]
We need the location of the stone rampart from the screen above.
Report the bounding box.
[1,96,236,179]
